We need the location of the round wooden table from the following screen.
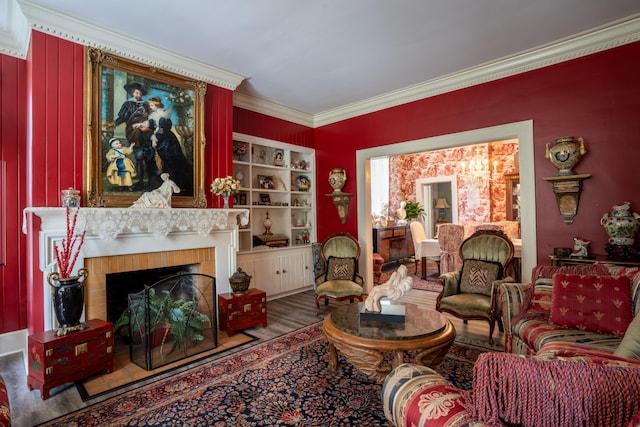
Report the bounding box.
[322,302,455,382]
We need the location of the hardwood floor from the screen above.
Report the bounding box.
[0,287,503,427]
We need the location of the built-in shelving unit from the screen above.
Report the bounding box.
[232,133,316,299]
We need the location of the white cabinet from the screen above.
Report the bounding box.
[237,247,313,299]
[232,132,316,254]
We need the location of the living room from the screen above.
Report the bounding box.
[2,2,640,425]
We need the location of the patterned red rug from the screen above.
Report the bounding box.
[38,322,487,426]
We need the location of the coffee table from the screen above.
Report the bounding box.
[322,302,455,382]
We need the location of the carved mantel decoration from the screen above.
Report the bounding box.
[23,207,249,331]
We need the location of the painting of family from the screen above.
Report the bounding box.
[102,78,195,196]
[86,48,205,207]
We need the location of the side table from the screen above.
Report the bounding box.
[27,319,114,399]
[218,288,268,336]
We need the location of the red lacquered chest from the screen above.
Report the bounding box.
[218,288,267,336]
[27,319,114,399]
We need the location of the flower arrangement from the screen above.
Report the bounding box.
[54,207,87,279]
[210,176,241,195]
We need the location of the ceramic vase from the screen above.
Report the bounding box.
[222,192,230,209]
[601,202,640,246]
[47,268,88,329]
[545,136,586,176]
[328,168,347,192]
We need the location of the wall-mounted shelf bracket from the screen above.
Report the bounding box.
[543,173,591,224]
[326,192,352,224]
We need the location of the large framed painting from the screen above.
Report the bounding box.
[85,47,207,208]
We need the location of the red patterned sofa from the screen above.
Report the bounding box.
[0,375,10,427]
[382,263,640,426]
[499,264,640,355]
[383,352,640,427]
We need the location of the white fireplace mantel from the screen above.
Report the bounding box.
[23,207,250,331]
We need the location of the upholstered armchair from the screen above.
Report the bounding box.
[436,229,515,344]
[315,232,365,313]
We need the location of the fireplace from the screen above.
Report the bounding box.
[24,207,249,332]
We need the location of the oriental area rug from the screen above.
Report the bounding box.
[40,322,488,427]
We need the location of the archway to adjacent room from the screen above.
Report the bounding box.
[356,120,536,291]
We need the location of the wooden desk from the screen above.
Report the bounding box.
[373,225,414,264]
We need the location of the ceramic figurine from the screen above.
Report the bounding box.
[569,237,590,258]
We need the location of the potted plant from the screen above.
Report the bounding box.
[113,286,211,359]
[404,201,425,221]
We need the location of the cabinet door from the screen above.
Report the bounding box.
[252,253,282,296]
[279,249,313,292]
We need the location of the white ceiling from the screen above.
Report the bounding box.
[5,0,640,121]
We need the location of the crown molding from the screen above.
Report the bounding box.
[0,0,30,59]
[233,92,314,127]
[16,0,246,89]
[313,14,640,127]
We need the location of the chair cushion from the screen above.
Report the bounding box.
[324,256,356,282]
[615,313,640,360]
[550,273,633,337]
[315,280,363,297]
[459,259,502,296]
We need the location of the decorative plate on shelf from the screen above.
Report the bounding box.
[296,175,311,191]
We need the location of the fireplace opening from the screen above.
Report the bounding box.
[107,265,218,370]
[106,264,197,326]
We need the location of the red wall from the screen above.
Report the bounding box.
[314,41,640,262]
[0,53,28,334]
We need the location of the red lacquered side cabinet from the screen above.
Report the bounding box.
[218,288,268,336]
[27,319,114,399]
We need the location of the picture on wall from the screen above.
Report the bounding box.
[85,47,207,208]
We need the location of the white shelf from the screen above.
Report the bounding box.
[232,132,316,253]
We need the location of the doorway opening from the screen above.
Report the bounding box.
[357,120,536,291]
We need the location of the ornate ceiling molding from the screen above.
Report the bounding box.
[313,15,640,127]
[0,0,30,58]
[16,0,245,90]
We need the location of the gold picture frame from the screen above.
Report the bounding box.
[84,47,207,208]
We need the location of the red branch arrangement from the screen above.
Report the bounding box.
[53,207,87,279]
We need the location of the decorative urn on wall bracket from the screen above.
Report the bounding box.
[543,136,591,224]
[326,168,352,224]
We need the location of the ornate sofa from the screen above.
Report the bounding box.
[499,264,640,355]
[382,263,640,426]
[0,375,9,427]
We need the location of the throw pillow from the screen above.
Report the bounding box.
[459,259,502,296]
[529,277,554,315]
[614,314,640,360]
[550,273,633,337]
[325,256,356,282]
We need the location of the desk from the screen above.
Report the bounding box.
[373,225,414,264]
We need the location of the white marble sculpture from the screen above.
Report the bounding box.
[130,173,180,209]
[364,264,413,312]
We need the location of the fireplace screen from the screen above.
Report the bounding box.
[127,273,217,370]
